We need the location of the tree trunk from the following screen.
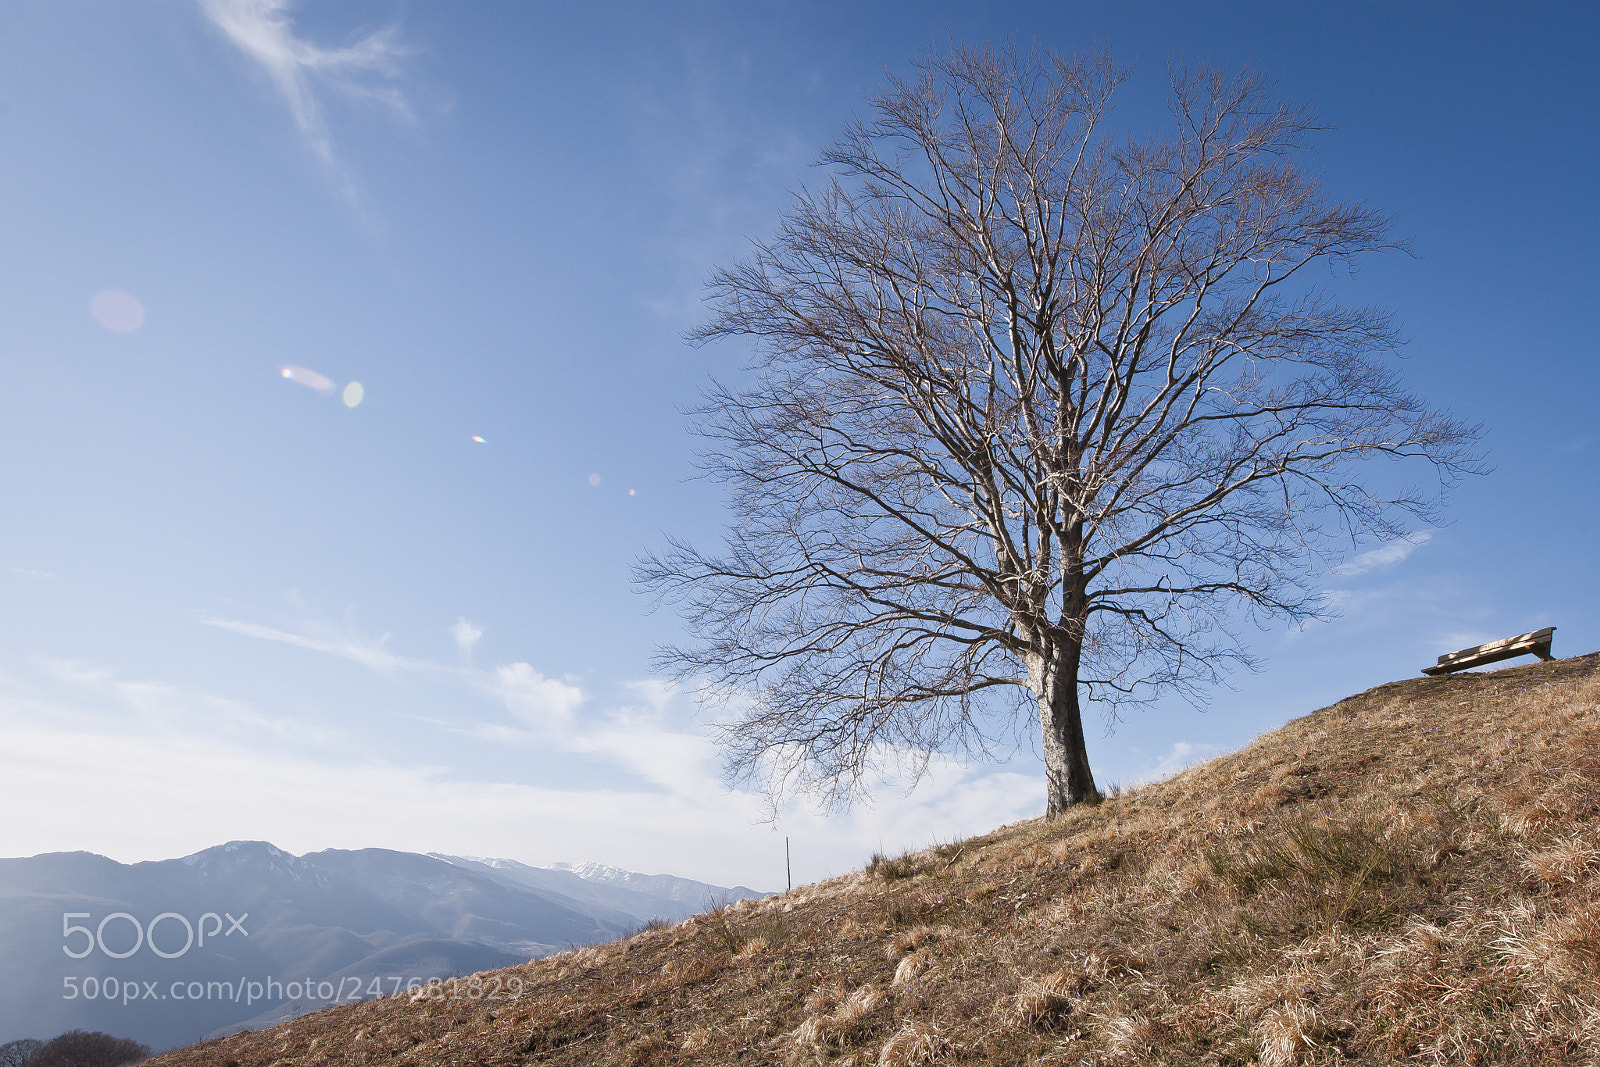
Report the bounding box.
[1034,636,1100,816]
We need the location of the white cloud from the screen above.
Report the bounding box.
[1334,532,1432,577]
[483,662,586,728]
[198,0,409,179]
[0,702,749,882]
[193,609,1038,833]
[8,602,1064,886]
[450,617,483,661]
[623,678,676,716]
[567,704,719,799]
[0,658,1040,889]
[8,566,55,580]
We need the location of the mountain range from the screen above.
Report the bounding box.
[0,841,765,1052]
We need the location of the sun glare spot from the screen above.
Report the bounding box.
[587,473,601,487]
[280,365,335,394]
[342,381,364,408]
[629,489,636,496]
[471,435,487,444]
[90,289,145,333]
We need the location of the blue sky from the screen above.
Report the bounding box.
[0,1,1595,890]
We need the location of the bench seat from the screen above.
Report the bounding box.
[1421,627,1556,676]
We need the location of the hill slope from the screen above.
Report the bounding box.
[148,653,1600,1066]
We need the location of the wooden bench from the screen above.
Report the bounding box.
[1421,627,1556,676]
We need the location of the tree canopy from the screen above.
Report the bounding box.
[639,44,1480,815]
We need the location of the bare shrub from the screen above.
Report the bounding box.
[869,849,922,882]
[29,1031,151,1067]
[704,894,791,956]
[0,1040,42,1067]
[624,916,673,939]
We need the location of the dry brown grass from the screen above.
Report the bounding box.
[143,652,1600,1066]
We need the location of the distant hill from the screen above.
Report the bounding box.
[142,652,1600,1066]
[0,842,765,1053]
[429,855,765,925]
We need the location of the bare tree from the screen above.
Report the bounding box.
[27,1031,150,1067]
[0,1039,43,1067]
[638,44,1480,815]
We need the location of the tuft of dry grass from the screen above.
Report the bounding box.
[788,984,887,1061]
[1521,833,1600,887]
[139,652,1600,1067]
[867,848,922,882]
[875,1021,944,1066]
[1011,969,1081,1029]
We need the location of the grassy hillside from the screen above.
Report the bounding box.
[148,653,1600,1066]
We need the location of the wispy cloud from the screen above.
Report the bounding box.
[1334,532,1432,577]
[1431,630,1503,657]
[204,610,589,740]
[463,667,716,800]
[198,0,409,182]
[197,611,442,675]
[194,608,1033,825]
[1555,434,1592,456]
[1129,740,1222,786]
[29,657,343,749]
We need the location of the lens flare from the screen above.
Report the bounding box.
[471,435,487,444]
[90,289,145,333]
[587,473,601,487]
[280,365,335,394]
[342,381,364,408]
[628,489,636,496]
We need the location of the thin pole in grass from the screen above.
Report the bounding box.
[786,836,792,892]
